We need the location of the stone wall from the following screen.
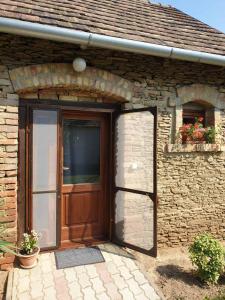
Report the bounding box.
[0,65,18,270]
[0,33,224,265]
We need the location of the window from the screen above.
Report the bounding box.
[183,101,214,127]
[180,101,216,144]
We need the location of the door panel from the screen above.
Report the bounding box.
[61,112,109,246]
[114,108,157,256]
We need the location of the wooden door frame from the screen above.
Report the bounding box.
[18,99,120,251]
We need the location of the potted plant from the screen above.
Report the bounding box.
[179,117,218,144]
[17,230,40,269]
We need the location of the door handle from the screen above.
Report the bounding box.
[63,166,70,170]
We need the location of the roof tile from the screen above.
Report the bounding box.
[0,0,224,55]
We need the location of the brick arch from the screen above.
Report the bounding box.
[9,63,133,102]
[177,84,221,108]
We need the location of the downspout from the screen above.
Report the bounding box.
[0,17,225,67]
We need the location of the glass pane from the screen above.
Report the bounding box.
[63,119,100,184]
[33,193,57,248]
[33,110,57,192]
[115,111,154,193]
[115,191,154,251]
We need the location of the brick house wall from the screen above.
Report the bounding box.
[0,65,18,269]
[0,33,225,268]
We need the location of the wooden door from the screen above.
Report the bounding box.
[61,111,109,247]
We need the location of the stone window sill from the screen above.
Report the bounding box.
[166,143,225,153]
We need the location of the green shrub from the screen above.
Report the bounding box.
[204,290,225,300]
[189,233,225,284]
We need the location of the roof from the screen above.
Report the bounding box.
[0,0,225,56]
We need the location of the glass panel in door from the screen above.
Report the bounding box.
[63,119,100,185]
[32,110,58,248]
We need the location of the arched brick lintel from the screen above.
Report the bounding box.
[177,84,225,108]
[9,63,134,102]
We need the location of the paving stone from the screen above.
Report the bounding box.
[111,255,124,267]
[17,276,30,293]
[120,287,135,300]
[30,272,42,283]
[141,283,160,300]
[53,269,65,279]
[118,265,132,280]
[18,268,29,278]
[41,260,52,273]
[55,276,69,295]
[68,281,83,299]
[91,277,105,294]
[17,292,31,300]
[43,273,54,288]
[11,284,17,300]
[124,258,138,271]
[98,269,112,284]
[135,293,149,300]
[75,265,87,275]
[43,286,57,300]
[132,270,148,285]
[40,252,51,261]
[30,279,43,291]
[106,261,119,275]
[30,265,42,275]
[95,262,107,272]
[105,282,122,300]
[85,264,98,278]
[30,285,44,299]
[57,291,72,300]
[127,278,143,296]
[101,251,112,262]
[78,272,92,288]
[11,245,159,300]
[97,292,110,300]
[111,273,128,290]
[83,286,96,300]
[64,268,77,283]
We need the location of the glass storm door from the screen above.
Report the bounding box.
[32,110,58,249]
[114,107,157,256]
[61,112,109,246]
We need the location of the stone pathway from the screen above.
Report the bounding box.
[11,244,160,300]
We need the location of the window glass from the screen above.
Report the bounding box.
[32,110,58,248]
[33,193,57,248]
[33,110,57,192]
[63,119,100,184]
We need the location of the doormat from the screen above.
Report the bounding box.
[54,247,105,269]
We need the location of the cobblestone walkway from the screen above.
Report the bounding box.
[11,244,160,300]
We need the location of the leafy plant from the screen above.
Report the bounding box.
[0,227,17,255]
[189,233,225,284]
[20,230,40,255]
[0,240,17,255]
[204,290,225,300]
[204,125,222,144]
[179,117,219,144]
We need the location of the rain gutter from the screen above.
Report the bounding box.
[0,17,225,67]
